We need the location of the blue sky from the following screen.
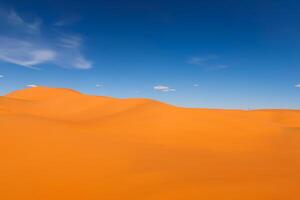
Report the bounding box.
[0,0,300,109]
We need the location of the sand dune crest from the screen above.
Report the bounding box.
[1,87,300,200]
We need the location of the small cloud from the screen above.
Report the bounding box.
[187,55,228,69]
[193,84,199,87]
[153,85,176,92]
[72,56,92,69]
[58,35,82,49]
[96,83,103,87]
[215,64,228,69]
[27,84,38,88]
[0,75,4,78]
[187,56,217,66]
[295,84,300,88]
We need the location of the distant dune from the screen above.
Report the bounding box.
[1,87,300,200]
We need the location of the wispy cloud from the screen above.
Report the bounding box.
[187,56,216,66]
[0,8,41,34]
[72,56,92,69]
[153,85,176,92]
[26,84,38,87]
[193,84,199,87]
[187,55,228,69]
[96,83,103,87]
[58,35,82,49]
[295,84,300,88]
[55,34,92,69]
[0,37,56,68]
[0,75,4,78]
[0,8,92,69]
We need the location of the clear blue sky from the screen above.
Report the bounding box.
[0,0,299,109]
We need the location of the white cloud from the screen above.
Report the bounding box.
[187,55,228,69]
[54,35,92,69]
[193,84,199,87]
[215,64,228,69]
[0,75,3,78]
[187,56,213,66]
[0,8,92,69]
[72,56,92,69]
[295,84,300,88]
[153,85,176,92]
[0,37,56,68]
[58,35,82,49]
[96,83,103,87]
[26,84,38,88]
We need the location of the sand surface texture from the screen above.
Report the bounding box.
[1,87,300,199]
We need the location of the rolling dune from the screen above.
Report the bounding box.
[1,87,300,200]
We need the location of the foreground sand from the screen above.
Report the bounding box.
[1,87,300,200]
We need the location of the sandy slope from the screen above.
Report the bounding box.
[1,86,300,200]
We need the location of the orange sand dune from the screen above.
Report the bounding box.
[1,86,300,200]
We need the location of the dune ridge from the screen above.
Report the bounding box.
[1,87,300,200]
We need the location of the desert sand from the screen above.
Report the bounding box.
[1,86,300,200]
